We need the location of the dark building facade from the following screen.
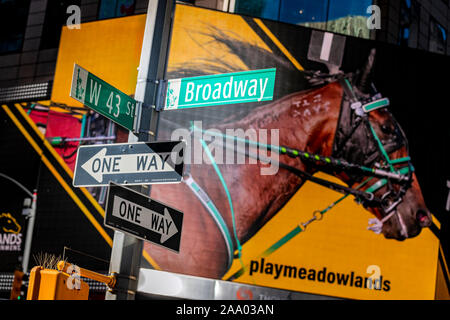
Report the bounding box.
[1,0,449,91]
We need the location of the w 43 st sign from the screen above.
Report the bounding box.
[70,64,137,131]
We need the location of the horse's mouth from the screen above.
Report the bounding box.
[383,231,407,241]
[381,209,429,241]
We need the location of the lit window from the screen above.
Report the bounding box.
[234,0,280,21]
[98,0,135,20]
[326,0,373,38]
[233,0,374,39]
[280,0,328,27]
[429,18,447,54]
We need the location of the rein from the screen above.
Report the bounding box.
[182,75,414,277]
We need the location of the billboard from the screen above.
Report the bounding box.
[145,5,446,300]
[49,4,448,299]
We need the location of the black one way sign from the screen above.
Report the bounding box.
[105,183,183,252]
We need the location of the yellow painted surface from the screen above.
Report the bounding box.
[223,173,439,300]
[167,5,272,74]
[51,15,147,106]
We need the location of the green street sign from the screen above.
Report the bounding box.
[164,68,276,110]
[70,64,137,131]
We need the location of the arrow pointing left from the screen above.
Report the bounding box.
[80,148,175,183]
[73,141,185,187]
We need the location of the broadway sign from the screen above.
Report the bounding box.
[73,140,185,187]
[163,68,276,110]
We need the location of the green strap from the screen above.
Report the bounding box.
[27,104,36,115]
[362,98,390,113]
[365,166,412,193]
[199,138,246,271]
[343,78,358,102]
[389,157,411,164]
[367,122,396,172]
[186,177,235,270]
[192,126,409,182]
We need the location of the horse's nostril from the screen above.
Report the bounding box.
[416,209,431,227]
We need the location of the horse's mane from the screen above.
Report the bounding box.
[160,24,329,136]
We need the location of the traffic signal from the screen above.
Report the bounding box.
[10,270,24,300]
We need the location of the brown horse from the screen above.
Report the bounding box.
[144,73,432,279]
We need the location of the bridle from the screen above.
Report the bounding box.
[334,76,414,235]
[182,73,415,269]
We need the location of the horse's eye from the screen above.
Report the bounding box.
[380,124,392,134]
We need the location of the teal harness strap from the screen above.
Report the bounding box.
[192,126,407,183]
[362,98,390,113]
[183,174,234,270]
[199,138,246,272]
[367,122,396,172]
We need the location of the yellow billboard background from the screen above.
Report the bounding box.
[51,14,146,106]
[51,5,440,299]
[223,173,438,299]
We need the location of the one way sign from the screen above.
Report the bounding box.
[73,140,185,187]
[105,183,183,252]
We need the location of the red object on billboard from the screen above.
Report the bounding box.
[29,109,81,172]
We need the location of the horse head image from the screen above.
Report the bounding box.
[335,49,432,240]
[147,34,433,278]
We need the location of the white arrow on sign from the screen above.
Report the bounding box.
[112,195,178,243]
[81,148,175,183]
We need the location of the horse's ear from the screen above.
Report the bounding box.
[356,48,376,94]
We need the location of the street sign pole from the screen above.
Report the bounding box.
[105,0,175,300]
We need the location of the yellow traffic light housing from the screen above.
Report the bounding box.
[27,265,89,300]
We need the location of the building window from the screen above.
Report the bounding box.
[429,18,447,54]
[398,0,411,46]
[233,0,373,39]
[0,0,30,55]
[98,0,136,20]
[398,0,420,48]
[279,0,328,27]
[234,0,280,21]
[326,0,372,38]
